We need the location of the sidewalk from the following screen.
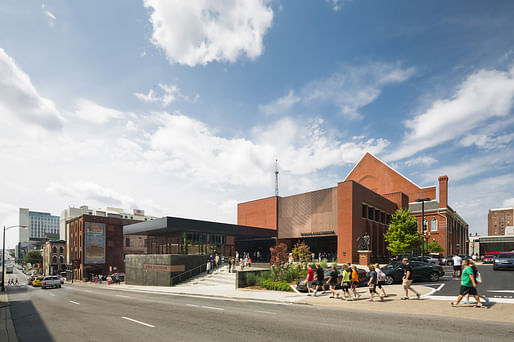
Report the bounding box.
[0,291,18,342]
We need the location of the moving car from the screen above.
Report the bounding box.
[296,266,368,292]
[482,255,496,264]
[41,276,61,289]
[493,252,514,271]
[381,261,444,285]
[32,276,44,287]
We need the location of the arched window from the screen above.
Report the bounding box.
[431,218,438,231]
[60,256,64,264]
[60,247,64,253]
[52,246,57,253]
[52,256,57,264]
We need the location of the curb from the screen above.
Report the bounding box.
[0,291,19,342]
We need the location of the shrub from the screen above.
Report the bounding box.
[246,272,257,286]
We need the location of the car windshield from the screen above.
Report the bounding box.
[498,253,514,258]
[381,264,397,270]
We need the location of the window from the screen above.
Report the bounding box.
[362,204,367,218]
[368,207,374,220]
[375,210,380,222]
[126,237,130,247]
[52,246,57,253]
[52,256,57,264]
[60,247,64,253]
[59,256,64,263]
[381,212,385,224]
[431,218,437,232]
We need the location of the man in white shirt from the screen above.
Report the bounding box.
[452,254,462,277]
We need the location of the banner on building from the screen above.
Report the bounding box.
[85,222,105,264]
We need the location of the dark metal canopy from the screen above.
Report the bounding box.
[123,216,277,239]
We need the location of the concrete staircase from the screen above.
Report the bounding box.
[174,265,235,288]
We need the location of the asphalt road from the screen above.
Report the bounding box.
[5,268,514,342]
[415,264,514,299]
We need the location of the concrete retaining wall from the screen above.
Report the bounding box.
[125,254,207,286]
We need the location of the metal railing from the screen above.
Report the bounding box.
[170,263,208,286]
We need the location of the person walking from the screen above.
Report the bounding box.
[98,274,102,284]
[306,264,315,296]
[350,265,361,299]
[206,259,212,274]
[228,258,232,273]
[314,263,325,296]
[367,265,378,302]
[374,263,387,299]
[107,275,112,286]
[215,254,220,268]
[462,259,489,306]
[231,258,236,273]
[452,254,462,277]
[451,259,483,307]
[341,264,352,300]
[327,266,339,298]
[401,258,420,300]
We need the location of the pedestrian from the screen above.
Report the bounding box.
[367,265,378,302]
[98,274,103,284]
[240,258,244,271]
[462,259,489,306]
[116,274,120,285]
[374,263,387,298]
[107,275,112,286]
[215,254,220,268]
[206,259,211,274]
[327,266,339,298]
[94,275,98,284]
[228,258,232,273]
[314,263,325,296]
[341,264,352,300]
[235,251,239,262]
[350,265,361,299]
[305,264,315,296]
[451,259,483,307]
[231,258,235,273]
[452,254,462,277]
[248,257,252,268]
[401,258,420,300]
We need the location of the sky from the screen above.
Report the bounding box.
[1,0,513,249]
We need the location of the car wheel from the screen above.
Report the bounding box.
[384,275,394,285]
[59,285,61,288]
[428,272,440,282]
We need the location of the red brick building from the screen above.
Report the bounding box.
[488,208,513,236]
[67,215,138,281]
[238,152,468,263]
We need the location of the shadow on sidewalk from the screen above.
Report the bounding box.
[8,287,54,342]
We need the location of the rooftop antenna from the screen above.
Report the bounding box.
[274,159,279,197]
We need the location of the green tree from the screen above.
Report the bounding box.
[23,250,42,265]
[426,240,444,254]
[384,209,422,255]
[180,232,191,255]
[291,241,311,262]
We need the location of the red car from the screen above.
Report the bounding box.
[482,255,495,264]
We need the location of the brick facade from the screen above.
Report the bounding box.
[488,208,513,236]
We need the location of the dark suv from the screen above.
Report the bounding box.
[381,261,445,285]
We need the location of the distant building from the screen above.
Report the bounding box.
[60,205,157,264]
[42,240,66,275]
[67,215,140,281]
[488,207,513,236]
[17,208,60,260]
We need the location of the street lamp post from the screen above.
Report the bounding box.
[416,198,431,260]
[2,225,28,292]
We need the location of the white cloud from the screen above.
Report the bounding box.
[143,0,274,66]
[74,99,125,124]
[259,89,300,115]
[134,83,198,107]
[0,48,62,132]
[386,66,514,161]
[42,4,56,27]
[460,132,514,150]
[404,156,437,167]
[302,63,415,119]
[47,181,139,210]
[326,0,350,11]
[503,198,514,207]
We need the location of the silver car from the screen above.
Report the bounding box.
[493,252,514,271]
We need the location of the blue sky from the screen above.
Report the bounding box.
[1,0,513,248]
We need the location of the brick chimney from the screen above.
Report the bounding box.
[438,176,448,209]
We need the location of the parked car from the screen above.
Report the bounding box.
[296,266,368,292]
[57,275,64,284]
[482,255,496,264]
[390,255,414,262]
[41,276,61,289]
[381,261,444,285]
[442,254,472,266]
[493,252,514,271]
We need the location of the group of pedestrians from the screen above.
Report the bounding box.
[226,252,252,273]
[304,258,420,302]
[6,278,19,286]
[206,254,221,274]
[451,258,489,308]
[91,273,120,285]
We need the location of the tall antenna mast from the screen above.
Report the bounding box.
[274,159,279,197]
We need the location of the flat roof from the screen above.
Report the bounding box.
[124,216,277,238]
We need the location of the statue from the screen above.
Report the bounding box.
[356,233,370,251]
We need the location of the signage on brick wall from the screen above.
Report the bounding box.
[300,230,335,237]
[85,222,105,264]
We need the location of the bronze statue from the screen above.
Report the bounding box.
[356,233,370,250]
